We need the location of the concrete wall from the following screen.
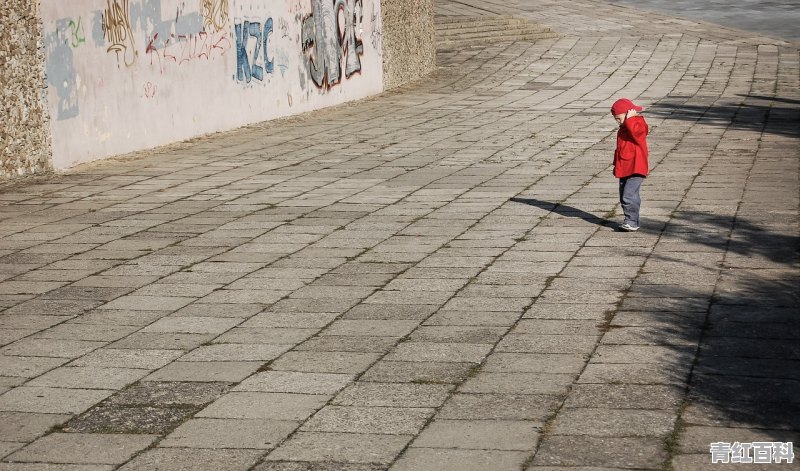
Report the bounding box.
[1,0,435,176]
[381,0,435,90]
[40,0,385,170]
[0,0,52,177]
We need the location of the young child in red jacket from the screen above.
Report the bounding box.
[611,98,649,232]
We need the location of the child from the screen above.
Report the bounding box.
[611,98,649,232]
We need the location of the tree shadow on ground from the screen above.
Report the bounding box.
[646,95,800,138]
[661,210,800,265]
[613,210,800,438]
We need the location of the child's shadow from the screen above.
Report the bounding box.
[509,197,613,227]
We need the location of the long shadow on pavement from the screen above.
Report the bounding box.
[509,197,613,227]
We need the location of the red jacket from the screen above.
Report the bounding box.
[614,115,649,178]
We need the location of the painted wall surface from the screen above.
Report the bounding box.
[40,0,384,170]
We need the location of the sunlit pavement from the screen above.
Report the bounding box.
[0,1,797,469]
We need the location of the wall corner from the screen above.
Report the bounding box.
[380,0,436,90]
[0,0,53,179]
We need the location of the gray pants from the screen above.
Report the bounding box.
[619,175,644,227]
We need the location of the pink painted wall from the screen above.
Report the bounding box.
[40,0,383,170]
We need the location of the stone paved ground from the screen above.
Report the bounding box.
[1,1,798,470]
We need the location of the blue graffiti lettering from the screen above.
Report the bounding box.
[235,18,274,83]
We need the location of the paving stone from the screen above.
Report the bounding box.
[70,309,169,327]
[0,463,115,470]
[179,343,289,362]
[408,326,506,344]
[392,449,530,471]
[384,343,493,363]
[2,299,100,317]
[301,406,433,435]
[109,381,231,407]
[412,419,540,450]
[243,312,340,328]
[118,448,262,471]
[360,361,477,384]
[496,334,598,354]
[70,348,183,369]
[297,336,398,353]
[26,366,148,390]
[254,462,385,471]
[460,373,574,395]
[38,286,134,302]
[0,356,68,378]
[564,384,684,409]
[0,330,36,348]
[342,304,438,321]
[197,392,328,420]
[235,371,355,395]
[209,330,312,350]
[160,418,299,449]
[0,316,73,331]
[532,435,667,468]
[265,432,412,465]
[332,383,453,408]
[7,433,156,465]
[579,363,691,385]
[422,310,520,326]
[1,338,106,358]
[62,404,195,434]
[513,319,602,336]
[322,320,420,338]
[270,352,383,374]
[0,412,70,442]
[33,324,138,342]
[99,295,195,311]
[442,297,530,312]
[0,441,25,459]
[141,316,241,334]
[552,408,676,437]
[438,393,560,421]
[364,290,453,306]
[143,361,262,382]
[109,332,215,350]
[171,302,264,318]
[523,304,616,320]
[0,377,25,394]
[482,353,587,374]
[269,298,359,314]
[0,387,113,414]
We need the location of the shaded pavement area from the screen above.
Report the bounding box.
[0,0,798,469]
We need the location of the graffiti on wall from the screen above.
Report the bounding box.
[45,20,81,120]
[146,30,231,74]
[301,0,364,90]
[202,0,229,33]
[101,0,137,67]
[235,18,274,83]
[66,18,87,48]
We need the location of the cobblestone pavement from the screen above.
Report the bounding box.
[1,1,798,470]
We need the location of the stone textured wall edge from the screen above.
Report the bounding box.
[0,0,53,178]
